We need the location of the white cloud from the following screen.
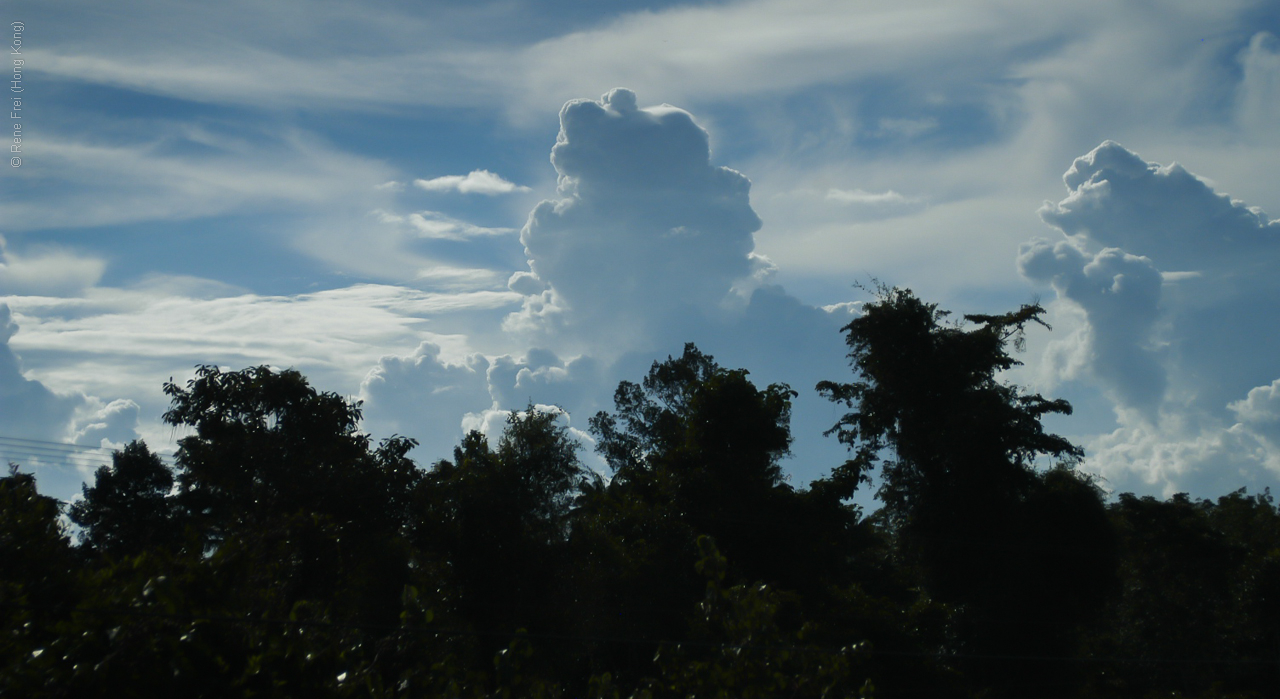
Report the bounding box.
[1230,380,1280,453]
[359,341,493,463]
[1237,32,1280,142]
[492,90,856,483]
[825,188,917,206]
[414,170,531,195]
[1,127,396,233]
[513,0,1058,118]
[0,304,83,443]
[406,211,518,240]
[1022,141,1280,496]
[1085,411,1280,498]
[485,349,602,418]
[1038,141,1278,273]
[0,238,105,297]
[375,209,519,242]
[1018,239,1165,415]
[71,398,141,450]
[508,88,765,353]
[360,340,608,465]
[3,284,521,405]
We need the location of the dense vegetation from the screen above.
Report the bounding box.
[3,287,1278,697]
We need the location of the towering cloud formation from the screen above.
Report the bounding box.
[361,90,852,479]
[1038,141,1277,274]
[0,304,80,442]
[1018,239,1165,414]
[508,88,771,353]
[1021,142,1280,495]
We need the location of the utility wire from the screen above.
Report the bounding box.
[0,435,177,470]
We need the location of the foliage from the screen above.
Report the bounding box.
[0,466,78,696]
[817,286,1115,698]
[637,536,869,699]
[816,286,1080,520]
[1081,489,1280,698]
[412,407,597,657]
[164,365,420,548]
[3,292,1280,697]
[69,440,180,558]
[586,343,810,586]
[163,365,422,627]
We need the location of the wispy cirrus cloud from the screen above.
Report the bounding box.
[0,125,396,232]
[375,210,518,241]
[3,283,520,402]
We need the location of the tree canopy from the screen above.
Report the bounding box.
[2,292,1277,698]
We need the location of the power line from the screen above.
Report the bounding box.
[0,435,177,471]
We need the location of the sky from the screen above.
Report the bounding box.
[3,0,1279,505]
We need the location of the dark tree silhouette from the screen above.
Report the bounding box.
[69,440,179,557]
[163,365,421,626]
[0,466,78,695]
[587,344,804,587]
[1084,489,1280,697]
[411,407,597,661]
[817,286,1115,697]
[10,325,1280,697]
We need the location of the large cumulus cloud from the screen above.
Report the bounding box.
[1021,141,1280,495]
[508,88,773,353]
[503,90,852,479]
[0,304,81,442]
[0,304,147,499]
[360,90,853,481]
[1018,240,1165,415]
[1038,141,1278,274]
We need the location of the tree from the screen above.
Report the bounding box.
[586,344,811,588]
[1082,489,1280,697]
[412,407,597,659]
[69,440,180,557]
[163,365,421,626]
[164,366,419,539]
[817,287,1080,521]
[588,344,797,551]
[0,467,79,696]
[817,287,1114,697]
[591,344,793,491]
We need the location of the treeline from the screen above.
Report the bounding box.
[2,287,1278,698]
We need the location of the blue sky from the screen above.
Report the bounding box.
[3,0,1280,504]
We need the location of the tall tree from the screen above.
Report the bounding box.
[0,467,81,696]
[817,287,1080,522]
[817,286,1114,697]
